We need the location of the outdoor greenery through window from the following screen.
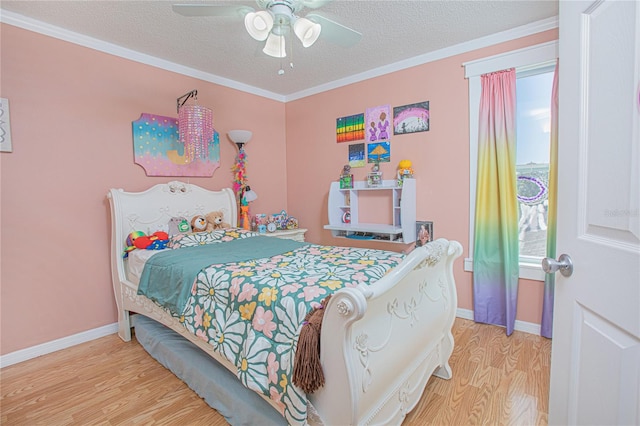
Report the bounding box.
[516,68,554,260]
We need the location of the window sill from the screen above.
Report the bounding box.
[464,258,546,281]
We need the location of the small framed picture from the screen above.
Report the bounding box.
[254,213,267,226]
[415,221,433,247]
[1,98,13,153]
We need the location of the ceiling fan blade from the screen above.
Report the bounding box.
[306,13,362,48]
[300,0,333,9]
[172,4,252,18]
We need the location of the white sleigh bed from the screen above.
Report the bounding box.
[108,180,462,425]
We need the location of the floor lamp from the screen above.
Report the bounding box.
[229,130,258,230]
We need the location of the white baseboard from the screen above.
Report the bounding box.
[456,308,541,336]
[0,322,119,368]
[0,310,542,368]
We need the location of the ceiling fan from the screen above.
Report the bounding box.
[172,0,362,59]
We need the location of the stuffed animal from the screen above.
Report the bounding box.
[397,159,414,179]
[205,211,231,231]
[397,159,414,186]
[134,231,169,250]
[191,214,209,233]
[123,231,146,257]
[123,231,169,258]
[168,216,190,235]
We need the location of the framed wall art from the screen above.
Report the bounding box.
[132,113,220,177]
[415,221,433,247]
[348,143,365,168]
[365,104,391,142]
[393,101,429,135]
[367,141,390,163]
[336,113,365,143]
[0,98,13,153]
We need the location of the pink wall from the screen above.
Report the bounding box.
[1,22,557,356]
[285,30,558,326]
[0,24,287,355]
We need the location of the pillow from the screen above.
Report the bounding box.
[168,228,259,249]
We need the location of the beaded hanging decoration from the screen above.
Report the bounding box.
[178,104,214,163]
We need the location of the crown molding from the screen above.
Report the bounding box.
[285,16,558,101]
[0,10,287,103]
[1,10,557,103]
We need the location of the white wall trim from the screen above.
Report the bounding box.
[465,40,559,263]
[463,257,546,281]
[0,322,119,368]
[287,17,558,101]
[0,310,543,368]
[457,308,542,336]
[463,40,559,78]
[1,9,557,103]
[0,10,287,103]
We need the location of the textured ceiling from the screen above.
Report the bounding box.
[1,1,558,100]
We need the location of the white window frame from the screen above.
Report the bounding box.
[463,41,558,281]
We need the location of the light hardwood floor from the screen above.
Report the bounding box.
[1,318,551,425]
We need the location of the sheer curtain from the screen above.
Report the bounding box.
[473,68,520,336]
[541,60,559,339]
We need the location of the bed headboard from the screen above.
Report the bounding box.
[107,181,237,285]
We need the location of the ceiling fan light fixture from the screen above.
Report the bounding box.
[293,17,321,47]
[244,10,273,41]
[263,33,287,58]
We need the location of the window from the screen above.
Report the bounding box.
[516,69,554,261]
[463,41,558,280]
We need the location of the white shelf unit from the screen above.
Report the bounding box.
[324,178,416,243]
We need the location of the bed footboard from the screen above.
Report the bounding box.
[310,238,462,426]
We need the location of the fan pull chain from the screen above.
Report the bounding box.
[289,28,294,69]
[278,33,285,75]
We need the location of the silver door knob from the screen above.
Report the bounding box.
[542,254,573,277]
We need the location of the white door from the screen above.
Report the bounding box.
[548,1,640,424]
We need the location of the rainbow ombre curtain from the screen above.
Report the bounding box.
[473,68,520,336]
[541,60,559,339]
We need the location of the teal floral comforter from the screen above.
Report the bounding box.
[154,229,404,425]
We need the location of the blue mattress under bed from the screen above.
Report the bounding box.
[133,314,286,426]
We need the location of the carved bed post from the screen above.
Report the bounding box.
[310,288,367,425]
[309,239,462,426]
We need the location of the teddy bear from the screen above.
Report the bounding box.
[190,214,209,233]
[205,211,231,231]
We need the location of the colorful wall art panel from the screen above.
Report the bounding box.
[393,101,430,135]
[132,113,220,177]
[367,141,391,163]
[348,143,366,168]
[336,113,365,143]
[365,104,391,142]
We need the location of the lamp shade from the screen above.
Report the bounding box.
[294,17,321,47]
[243,186,258,203]
[262,33,286,58]
[228,130,253,145]
[245,11,273,41]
